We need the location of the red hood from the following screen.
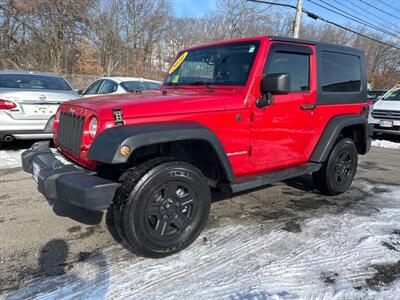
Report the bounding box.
[64,88,244,120]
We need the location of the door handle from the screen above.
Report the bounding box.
[300,104,316,110]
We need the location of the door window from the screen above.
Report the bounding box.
[98,80,118,94]
[265,52,310,92]
[85,80,103,95]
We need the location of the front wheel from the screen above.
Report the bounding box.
[313,138,358,196]
[113,158,211,258]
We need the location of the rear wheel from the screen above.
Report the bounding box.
[113,158,211,258]
[313,137,358,196]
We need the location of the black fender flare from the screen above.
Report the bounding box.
[309,114,371,163]
[88,122,235,181]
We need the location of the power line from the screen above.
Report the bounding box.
[248,0,298,10]
[308,0,400,38]
[342,0,400,33]
[246,0,400,51]
[378,0,399,12]
[326,0,400,37]
[358,0,400,22]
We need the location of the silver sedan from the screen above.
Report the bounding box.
[0,71,81,145]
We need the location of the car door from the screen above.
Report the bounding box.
[250,43,317,169]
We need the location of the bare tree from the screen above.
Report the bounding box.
[92,0,124,75]
[119,0,170,76]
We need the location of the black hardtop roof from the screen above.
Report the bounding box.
[269,36,364,54]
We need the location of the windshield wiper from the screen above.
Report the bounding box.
[188,81,214,92]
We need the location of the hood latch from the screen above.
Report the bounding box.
[113,108,124,126]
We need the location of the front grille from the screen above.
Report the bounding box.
[57,112,85,156]
[371,110,400,120]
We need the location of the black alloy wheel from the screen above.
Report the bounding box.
[313,137,358,196]
[113,158,211,258]
[144,180,198,242]
[333,149,354,187]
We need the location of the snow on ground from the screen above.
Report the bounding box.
[0,150,24,169]
[372,139,400,150]
[3,180,400,300]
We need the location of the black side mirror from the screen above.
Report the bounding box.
[77,89,85,95]
[256,73,291,109]
[261,73,291,95]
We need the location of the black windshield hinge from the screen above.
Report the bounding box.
[113,108,124,125]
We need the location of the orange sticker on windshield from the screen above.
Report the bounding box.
[169,51,188,74]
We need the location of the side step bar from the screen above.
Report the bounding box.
[228,163,321,193]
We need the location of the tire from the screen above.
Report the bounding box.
[313,137,358,196]
[113,157,211,258]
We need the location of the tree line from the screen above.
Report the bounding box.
[0,0,399,88]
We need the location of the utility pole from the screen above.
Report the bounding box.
[293,0,303,38]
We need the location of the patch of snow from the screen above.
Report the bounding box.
[372,139,400,150]
[0,150,24,169]
[3,180,400,300]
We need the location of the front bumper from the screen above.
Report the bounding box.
[369,115,400,136]
[21,141,119,211]
[372,125,400,136]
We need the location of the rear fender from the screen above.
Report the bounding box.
[310,114,371,162]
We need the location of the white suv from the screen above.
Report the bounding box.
[369,85,400,136]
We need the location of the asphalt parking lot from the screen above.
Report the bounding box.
[1,142,400,299]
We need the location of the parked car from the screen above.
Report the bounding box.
[79,77,162,97]
[369,85,400,136]
[23,36,371,258]
[0,71,80,145]
[367,90,387,103]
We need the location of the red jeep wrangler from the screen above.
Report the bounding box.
[22,36,372,257]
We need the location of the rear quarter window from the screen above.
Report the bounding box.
[321,52,361,92]
[144,82,161,90]
[121,81,161,92]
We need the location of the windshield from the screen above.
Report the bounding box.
[165,41,260,86]
[382,86,400,101]
[0,74,72,91]
[367,91,386,99]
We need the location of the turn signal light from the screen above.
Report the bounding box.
[0,99,17,110]
[120,145,130,156]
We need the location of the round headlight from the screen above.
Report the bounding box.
[89,116,98,138]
